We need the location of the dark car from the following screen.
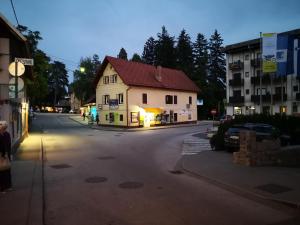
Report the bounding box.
[224,125,249,151]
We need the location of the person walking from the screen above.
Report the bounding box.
[0,121,12,193]
[96,114,99,125]
[82,112,86,121]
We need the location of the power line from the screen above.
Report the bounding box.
[10,0,19,26]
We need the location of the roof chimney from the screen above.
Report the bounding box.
[155,66,162,82]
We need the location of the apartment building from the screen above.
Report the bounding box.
[95,56,199,127]
[224,29,300,116]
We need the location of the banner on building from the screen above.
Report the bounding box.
[262,33,277,73]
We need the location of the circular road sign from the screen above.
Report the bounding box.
[9,77,24,92]
[8,62,25,76]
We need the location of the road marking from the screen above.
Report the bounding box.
[182,138,211,155]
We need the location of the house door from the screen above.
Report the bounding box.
[174,113,178,122]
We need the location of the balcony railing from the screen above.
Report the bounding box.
[229,61,244,71]
[251,94,271,103]
[251,59,261,68]
[251,75,287,85]
[273,94,287,102]
[229,78,244,86]
[229,96,244,104]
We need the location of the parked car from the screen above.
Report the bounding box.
[224,125,249,151]
[207,126,218,139]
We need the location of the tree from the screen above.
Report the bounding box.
[154,26,176,68]
[118,48,128,60]
[72,54,101,104]
[17,25,50,106]
[142,37,156,65]
[48,61,69,106]
[131,53,142,62]
[176,29,194,78]
[207,30,226,115]
[193,33,209,86]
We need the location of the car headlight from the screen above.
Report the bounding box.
[230,135,239,140]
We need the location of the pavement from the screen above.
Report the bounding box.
[180,134,300,209]
[1,115,300,225]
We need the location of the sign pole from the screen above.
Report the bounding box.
[260,32,263,114]
[15,61,18,99]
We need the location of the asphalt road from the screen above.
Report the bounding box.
[30,113,295,225]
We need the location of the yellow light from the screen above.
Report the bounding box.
[80,67,85,73]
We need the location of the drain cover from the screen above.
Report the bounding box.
[85,177,107,183]
[169,170,184,174]
[98,156,115,160]
[119,182,144,189]
[255,183,292,194]
[50,164,72,169]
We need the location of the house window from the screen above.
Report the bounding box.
[245,72,249,78]
[120,114,123,121]
[189,96,192,104]
[118,93,124,104]
[110,74,117,83]
[105,114,108,121]
[103,95,109,105]
[256,88,266,95]
[246,89,250,95]
[103,76,109,84]
[166,95,173,104]
[188,112,192,120]
[131,112,139,123]
[142,93,147,104]
[174,95,177,104]
[256,70,261,77]
[244,54,249,60]
[293,85,299,92]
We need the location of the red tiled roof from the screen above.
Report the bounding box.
[95,56,200,93]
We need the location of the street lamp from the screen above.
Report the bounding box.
[79,67,85,73]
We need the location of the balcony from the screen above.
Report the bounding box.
[229,96,244,104]
[251,94,271,103]
[229,61,244,71]
[250,75,287,85]
[229,78,244,86]
[251,59,261,68]
[273,94,287,102]
[296,93,300,101]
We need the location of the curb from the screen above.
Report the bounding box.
[69,116,203,132]
[180,157,300,210]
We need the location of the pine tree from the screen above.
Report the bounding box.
[118,48,128,60]
[176,29,194,78]
[131,53,142,62]
[154,26,176,68]
[193,33,208,85]
[142,37,156,65]
[208,30,226,85]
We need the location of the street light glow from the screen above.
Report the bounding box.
[80,67,85,73]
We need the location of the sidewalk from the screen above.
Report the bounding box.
[69,115,210,131]
[180,143,300,208]
[0,134,43,225]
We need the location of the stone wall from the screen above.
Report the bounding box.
[233,130,281,166]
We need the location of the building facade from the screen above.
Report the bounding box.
[95,56,199,127]
[224,29,300,116]
[0,13,32,148]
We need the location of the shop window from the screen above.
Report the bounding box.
[118,93,124,104]
[293,103,298,113]
[166,95,173,104]
[110,74,117,83]
[103,76,109,84]
[280,106,287,114]
[246,89,250,95]
[142,93,147,104]
[174,95,177,104]
[293,85,299,92]
[120,114,123,121]
[103,95,109,104]
[189,96,192,104]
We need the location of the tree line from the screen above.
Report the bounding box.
[118,26,226,118]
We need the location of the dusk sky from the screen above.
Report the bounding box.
[1,0,300,81]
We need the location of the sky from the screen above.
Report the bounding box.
[1,0,300,82]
